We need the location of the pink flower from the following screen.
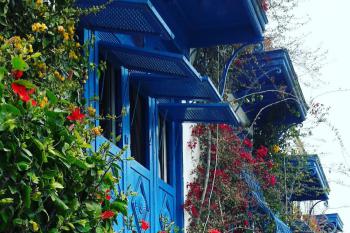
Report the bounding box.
[261,0,269,11]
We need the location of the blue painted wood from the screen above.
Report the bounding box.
[289,155,329,201]
[158,103,239,125]
[98,42,200,79]
[315,214,344,232]
[130,73,222,102]
[76,0,174,40]
[77,0,268,49]
[232,49,308,128]
[85,36,183,232]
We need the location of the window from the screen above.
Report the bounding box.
[99,59,123,147]
[130,85,148,168]
[158,114,171,184]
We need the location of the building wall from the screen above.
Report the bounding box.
[182,123,201,232]
[181,107,250,231]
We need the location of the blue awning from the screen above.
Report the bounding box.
[98,41,200,79]
[289,155,329,201]
[232,49,308,128]
[315,214,344,232]
[152,0,268,47]
[158,103,239,125]
[130,73,221,102]
[77,0,268,49]
[77,0,174,40]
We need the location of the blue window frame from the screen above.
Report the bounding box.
[84,30,184,233]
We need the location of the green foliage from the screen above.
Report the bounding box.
[0,0,128,232]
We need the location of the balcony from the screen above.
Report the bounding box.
[291,220,315,233]
[231,49,308,130]
[315,214,344,232]
[77,0,268,50]
[289,155,329,201]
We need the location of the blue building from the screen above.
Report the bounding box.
[77,0,320,232]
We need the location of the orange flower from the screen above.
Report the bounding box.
[100,210,115,220]
[67,108,85,121]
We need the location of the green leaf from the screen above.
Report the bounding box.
[0,198,14,205]
[23,185,32,209]
[16,161,30,171]
[85,202,101,216]
[46,90,58,104]
[30,52,41,59]
[95,226,103,233]
[51,194,69,211]
[12,218,24,226]
[50,181,64,189]
[48,228,59,233]
[0,67,7,81]
[13,80,36,89]
[11,56,29,71]
[110,199,128,216]
[0,104,21,116]
[66,154,92,169]
[32,137,44,151]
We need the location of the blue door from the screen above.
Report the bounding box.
[85,30,183,232]
[128,86,183,233]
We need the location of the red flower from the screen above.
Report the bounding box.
[101,210,115,220]
[268,175,277,186]
[105,189,111,201]
[191,205,199,218]
[67,107,85,121]
[243,138,253,148]
[256,145,268,159]
[266,160,274,169]
[11,83,35,103]
[243,220,249,227]
[31,99,37,106]
[141,219,149,231]
[240,151,254,164]
[12,70,24,79]
[208,229,221,233]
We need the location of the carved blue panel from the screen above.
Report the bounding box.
[159,195,173,231]
[131,177,150,232]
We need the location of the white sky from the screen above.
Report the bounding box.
[290,0,350,231]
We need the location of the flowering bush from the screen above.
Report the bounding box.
[185,124,277,232]
[0,1,128,232]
